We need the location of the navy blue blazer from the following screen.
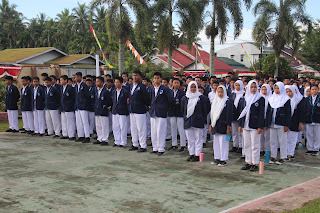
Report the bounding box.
[238,97,265,129]
[112,88,129,115]
[181,95,208,129]
[60,84,76,112]
[6,85,20,110]
[149,85,175,118]
[45,86,60,110]
[266,100,291,127]
[168,89,185,117]
[95,87,112,116]
[129,82,150,114]
[21,85,33,111]
[75,82,91,111]
[212,100,233,134]
[289,100,304,131]
[88,87,95,112]
[32,86,45,110]
[304,95,320,124]
[230,93,245,121]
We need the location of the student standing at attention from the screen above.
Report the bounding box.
[20,76,34,134]
[32,77,46,136]
[5,76,20,133]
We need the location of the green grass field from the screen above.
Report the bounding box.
[0,119,23,132]
[285,197,320,213]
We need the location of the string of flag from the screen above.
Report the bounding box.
[90,25,114,68]
[193,43,207,72]
[126,40,146,65]
[293,56,308,71]
[241,44,255,71]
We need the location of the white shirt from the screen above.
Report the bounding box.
[22,85,27,94]
[131,83,138,95]
[116,88,121,101]
[154,85,160,96]
[173,89,178,98]
[77,81,83,92]
[33,86,38,100]
[97,87,103,98]
[312,95,317,105]
[63,85,67,94]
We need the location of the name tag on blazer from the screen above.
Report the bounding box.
[159,89,163,95]
[255,102,259,107]
[49,93,53,97]
[101,96,104,101]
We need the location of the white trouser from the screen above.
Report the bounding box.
[169,117,186,147]
[166,117,171,140]
[146,112,151,138]
[33,110,45,134]
[61,111,76,138]
[45,110,61,136]
[127,115,131,134]
[112,114,128,146]
[243,129,261,165]
[287,130,298,156]
[95,116,109,142]
[185,127,203,156]
[270,127,287,159]
[231,122,242,148]
[260,128,270,151]
[108,111,112,132]
[75,110,90,138]
[306,124,320,151]
[130,113,147,148]
[22,111,34,131]
[151,117,167,152]
[7,110,18,131]
[88,111,95,135]
[213,134,229,161]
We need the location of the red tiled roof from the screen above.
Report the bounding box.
[157,56,182,70]
[163,49,194,67]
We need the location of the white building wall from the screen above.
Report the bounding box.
[21,51,63,65]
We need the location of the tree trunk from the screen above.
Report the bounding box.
[167,9,173,70]
[118,37,124,75]
[275,54,279,77]
[210,1,216,76]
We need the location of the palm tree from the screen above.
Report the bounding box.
[205,0,252,75]
[56,9,74,52]
[72,3,89,33]
[253,0,312,77]
[93,6,107,33]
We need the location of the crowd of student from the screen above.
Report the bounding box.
[4,71,320,172]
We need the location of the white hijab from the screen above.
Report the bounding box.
[292,85,303,101]
[210,86,229,128]
[268,82,289,109]
[186,81,201,118]
[233,80,245,108]
[285,85,303,116]
[260,84,272,117]
[304,86,311,98]
[238,80,262,121]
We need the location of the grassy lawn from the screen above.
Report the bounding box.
[285,197,320,213]
[0,119,23,132]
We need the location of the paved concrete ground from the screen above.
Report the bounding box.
[1,132,320,213]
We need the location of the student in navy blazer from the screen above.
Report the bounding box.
[32,77,46,136]
[20,76,34,133]
[5,76,20,132]
[86,79,96,136]
[60,75,76,140]
[105,78,114,133]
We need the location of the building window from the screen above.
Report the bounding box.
[231,55,235,59]
[240,54,244,62]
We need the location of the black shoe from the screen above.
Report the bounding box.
[128,146,139,151]
[39,134,44,137]
[269,157,276,164]
[211,159,220,165]
[119,145,124,148]
[68,137,76,141]
[166,139,171,141]
[202,143,207,148]
[240,156,245,160]
[191,156,199,162]
[186,155,194,161]
[12,129,19,133]
[27,131,34,135]
[6,129,13,132]
[32,133,39,136]
[312,151,319,156]
[230,147,238,152]
[75,137,84,142]
[53,135,60,138]
[260,151,265,156]
[21,130,28,134]
[241,164,252,170]
[113,144,119,147]
[249,165,259,172]
[178,147,186,152]
[150,151,158,154]
[236,148,242,153]
[44,133,50,136]
[147,143,152,146]
[93,141,102,144]
[19,128,25,131]
[82,138,91,143]
[138,148,147,153]
[218,161,227,167]
[157,152,165,156]
[168,146,178,151]
[60,136,68,139]
[305,151,313,155]
[276,159,284,165]
[100,141,109,146]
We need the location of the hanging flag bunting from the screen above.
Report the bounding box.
[293,56,308,71]
[90,25,114,69]
[126,40,146,65]
[193,43,207,73]
[241,44,255,71]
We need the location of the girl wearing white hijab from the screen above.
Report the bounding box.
[181,81,208,162]
[285,85,304,160]
[238,80,265,172]
[209,86,233,167]
[266,82,291,165]
[260,84,272,154]
[230,80,245,153]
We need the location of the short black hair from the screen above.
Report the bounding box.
[60,75,68,80]
[186,76,193,80]
[44,77,52,82]
[41,73,48,77]
[133,69,142,76]
[212,80,219,85]
[32,77,40,81]
[107,79,114,83]
[201,77,208,82]
[311,84,319,89]
[86,79,92,82]
[68,78,72,82]
[114,76,123,83]
[105,74,112,78]
[162,77,169,82]
[75,72,82,77]
[153,72,162,78]
[219,79,226,84]
[121,72,128,77]
[50,75,57,80]
[231,77,238,82]
[96,76,104,83]
[142,77,149,81]
[5,76,13,81]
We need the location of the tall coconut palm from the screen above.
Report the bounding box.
[56,9,74,52]
[205,0,252,75]
[72,3,89,33]
[253,0,312,77]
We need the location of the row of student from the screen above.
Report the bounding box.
[4,73,320,170]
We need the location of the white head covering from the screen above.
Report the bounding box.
[210,85,229,128]
[285,85,303,116]
[292,85,303,100]
[232,80,245,108]
[268,82,289,109]
[238,80,262,121]
[185,81,201,118]
[260,84,272,117]
[304,86,311,98]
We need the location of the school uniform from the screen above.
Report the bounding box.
[75,82,91,139]
[60,84,76,139]
[230,92,244,150]
[6,84,20,131]
[129,82,150,149]
[112,88,129,146]
[106,87,114,133]
[21,85,34,132]
[32,86,46,134]
[146,86,151,138]
[95,87,112,143]
[168,89,186,148]
[88,87,96,135]
[45,86,61,136]
[304,94,320,152]
[150,85,175,153]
